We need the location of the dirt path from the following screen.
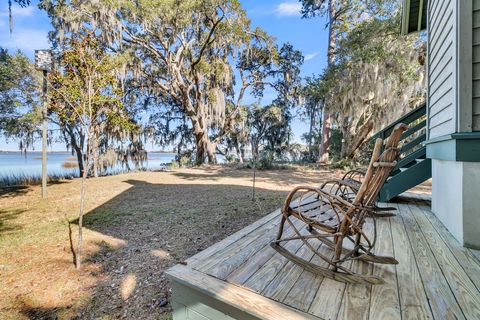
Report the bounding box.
[0,166,341,319]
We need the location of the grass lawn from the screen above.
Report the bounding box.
[0,165,342,319]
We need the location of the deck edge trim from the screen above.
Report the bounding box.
[166,264,323,320]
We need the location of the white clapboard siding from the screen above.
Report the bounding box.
[428,0,456,138]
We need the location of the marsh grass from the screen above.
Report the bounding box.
[0,173,74,187]
[61,161,79,169]
[0,167,157,188]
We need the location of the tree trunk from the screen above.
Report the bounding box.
[340,116,350,158]
[65,126,85,177]
[92,132,99,177]
[74,145,84,177]
[76,168,87,270]
[192,116,217,165]
[206,140,216,164]
[318,0,338,163]
[251,138,260,162]
[344,119,374,159]
[308,105,316,161]
[76,129,92,270]
[235,143,244,163]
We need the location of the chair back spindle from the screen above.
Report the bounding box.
[354,123,407,207]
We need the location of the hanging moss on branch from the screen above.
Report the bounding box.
[301,0,426,160]
[40,0,303,165]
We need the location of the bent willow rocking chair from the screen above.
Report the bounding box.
[271,123,407,285]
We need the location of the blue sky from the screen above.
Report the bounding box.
[0,0,329,151]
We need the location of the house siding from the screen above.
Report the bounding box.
[473,0,480,130]
[428,0,457,138]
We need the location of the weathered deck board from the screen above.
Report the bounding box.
[281,259,324,313]
[390,203,433,320]
[207,217,307,280]
[398,204,466,319]
[335,259,371,320]
[226,244,277,284]
[308,262,350,319]
[310,279,346,320]
[167,194,480,320]
[470,249,480,263]
[417,205,480,290]
[243,235,306,292]
[336,220,374,320]
[369,216,401,320]
[408,204,480,319]
[261,240,322,302]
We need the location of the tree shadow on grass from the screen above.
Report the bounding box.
[18,303,68,320]
[0,186,33,198]
[172,166,336,188]
[0,180,71,198]
[0,208,26,235]
[72,179,288,319]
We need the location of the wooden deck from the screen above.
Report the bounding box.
[166,193,480,320]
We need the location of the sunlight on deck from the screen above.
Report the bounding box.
[167,192,480,320]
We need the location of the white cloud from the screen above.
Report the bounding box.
[275,2,302,17]
[304,52,319,61]
[0,28,50,54]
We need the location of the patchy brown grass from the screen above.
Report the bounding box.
[0,165,344,319]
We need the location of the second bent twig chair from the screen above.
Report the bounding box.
[271,123,407,285]
[320,170,398,217]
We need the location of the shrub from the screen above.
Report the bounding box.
[224,154,237,164]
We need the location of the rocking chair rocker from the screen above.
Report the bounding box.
[271,123,407,285]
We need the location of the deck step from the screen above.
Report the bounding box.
[373,104,431,202]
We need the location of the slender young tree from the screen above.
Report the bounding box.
[49,34,136,269]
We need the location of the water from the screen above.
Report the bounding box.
[0,151,177,179]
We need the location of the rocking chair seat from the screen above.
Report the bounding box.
[289,198,344,232]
